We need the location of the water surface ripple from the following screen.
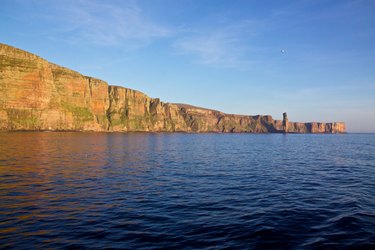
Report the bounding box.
[0,133,374,249]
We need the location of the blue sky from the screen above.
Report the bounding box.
[1,0,374,132]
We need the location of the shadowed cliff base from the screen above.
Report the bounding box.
[0,43,345,133]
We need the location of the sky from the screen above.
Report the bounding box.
[0,0,374,132]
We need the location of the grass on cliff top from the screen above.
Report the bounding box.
[0,56,38,69]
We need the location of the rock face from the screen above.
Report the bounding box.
[283,112,288,133]
[0,43,346,133]
[0,44,109,131]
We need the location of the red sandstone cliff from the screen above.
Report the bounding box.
[0,43,345,133]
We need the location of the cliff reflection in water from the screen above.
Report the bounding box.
[0,132,169,190]
[1,132,374,249]
[0,132,170,247]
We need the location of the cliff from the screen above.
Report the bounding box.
[0,43,345,133]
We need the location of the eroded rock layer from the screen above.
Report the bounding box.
[0,43,345,133]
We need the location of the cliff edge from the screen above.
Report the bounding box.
[0,43,345,133]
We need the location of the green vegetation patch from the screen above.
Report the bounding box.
[62,102,93,122]
[111,118,124,127]
[6,108,40,129]
[0,56,38,69]
[128,116,146,130]
[96,114,108,125]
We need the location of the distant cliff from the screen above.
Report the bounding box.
[0,43,345,133]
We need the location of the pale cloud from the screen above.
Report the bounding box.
[38,0,170,46]
[22,0,263,68]
[173,22,260,69]
[174,34,246,68]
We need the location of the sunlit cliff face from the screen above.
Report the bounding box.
[0,43,345,133]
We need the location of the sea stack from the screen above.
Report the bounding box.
[283,112,288,133]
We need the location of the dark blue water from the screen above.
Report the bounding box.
[0,133,374,249]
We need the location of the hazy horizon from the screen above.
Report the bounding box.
[1,0,374,132]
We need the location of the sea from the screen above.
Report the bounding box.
[0,132,374,249]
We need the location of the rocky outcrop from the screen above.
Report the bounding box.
[283,112,288,133]
[107,86,190,132]
[0,43,109,131]
[0,43,346,133]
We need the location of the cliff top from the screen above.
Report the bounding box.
[0,43,106,84]
[174,103,222,113]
